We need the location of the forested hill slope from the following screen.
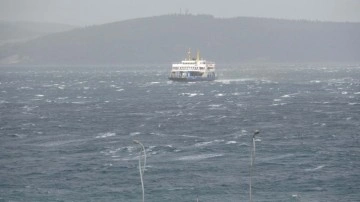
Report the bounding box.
[0,21,76,46]
[1,15,359,65]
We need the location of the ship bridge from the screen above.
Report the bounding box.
[171,50,215,72]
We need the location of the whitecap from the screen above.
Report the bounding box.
[71,102,86,104]
[208,104,222,108]
[129,132,141,136]
[232,92,243,96]
[177,153,223,161]
[305,165,325,172]
[22,105,38,111]
[118,146,136,153]
[215,93,225,97]
[179,93,198,97]
[101,146,135,157]
[147,145,156,151]
[194,141,213,147]
[96,132,116,139]
[262,153,294,162]
[35,94,44,97]
[9,133,27,138]
[272,102,286,106]
[194,139,224,147]
[216,78,254,84]
[281,94,291,98]
[21,123,36,127]
[116,156,139,161]
[273,99,282,102]
[291,194,301,199]
[150,132,166,136]
[19,86,33,90]
[116,89,124,92]
[226,141,237,144]
[232,130,248,139]
[180,134,200,138]
[103,148,121,155]
[167,187,187,191]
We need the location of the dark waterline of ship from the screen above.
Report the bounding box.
[0,65,359,201]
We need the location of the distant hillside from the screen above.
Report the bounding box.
[0,15,359,65]
[0,21,76,46]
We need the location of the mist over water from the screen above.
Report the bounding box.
[0,65,359,201]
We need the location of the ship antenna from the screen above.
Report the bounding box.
[134,140,146,202]
[187,48,191,60]
[249,130,260,202]
[196,50,200,62]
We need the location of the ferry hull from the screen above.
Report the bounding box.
[168,76,216,82]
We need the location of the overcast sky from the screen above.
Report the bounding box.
[1,0,360,25]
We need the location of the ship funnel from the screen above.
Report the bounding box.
[187,48,191,60]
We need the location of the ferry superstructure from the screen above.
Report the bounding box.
[168,49,216,81]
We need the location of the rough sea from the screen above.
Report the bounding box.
[0,65,359,202]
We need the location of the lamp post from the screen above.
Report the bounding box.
[249,130,260,202]
[134,140,146,202]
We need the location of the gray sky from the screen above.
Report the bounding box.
[1,0,360,25]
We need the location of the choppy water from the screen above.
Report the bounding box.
[0,65,359,202]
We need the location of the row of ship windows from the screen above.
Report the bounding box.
[174,67,205,70]
[182,62,206,64]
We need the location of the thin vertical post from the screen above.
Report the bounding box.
[249,130,259,202]
[134,140,146,202]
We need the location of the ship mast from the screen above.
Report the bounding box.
[187,48,191,60]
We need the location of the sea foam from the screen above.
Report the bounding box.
[177,153,224,161]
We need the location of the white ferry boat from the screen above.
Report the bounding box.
[169,49,216,81]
